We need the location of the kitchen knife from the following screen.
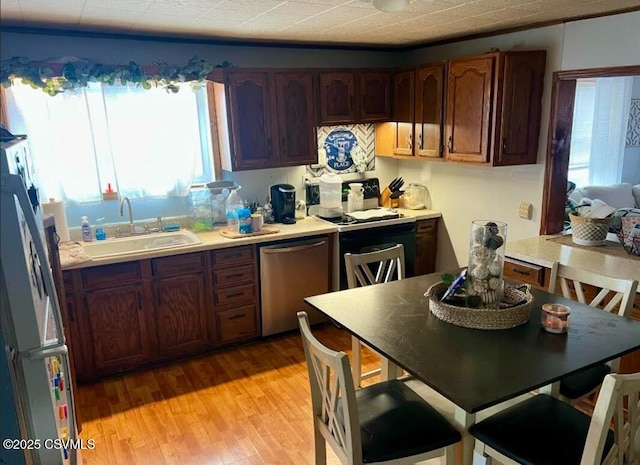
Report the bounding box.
[389,178,401,192]
[390,190,404,199]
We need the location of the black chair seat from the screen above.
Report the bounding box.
[355,380,462,463]
[559,363,611,399]
[469,394,614,465]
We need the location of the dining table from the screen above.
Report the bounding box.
[304,271,640,465]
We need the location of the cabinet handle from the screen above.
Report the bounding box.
[417,130,423,150]
[226,292,245,299]
[447,136,453,152]
[502,137,507,152]
[408,131,412,150]
[225,273,244,279]
[226,253,241,260]
[267,139,272,158]
[228,313,246,321]
[512,268,531,276]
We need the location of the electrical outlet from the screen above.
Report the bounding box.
[518,202,533,220]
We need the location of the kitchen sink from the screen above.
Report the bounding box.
[81,230,201,258]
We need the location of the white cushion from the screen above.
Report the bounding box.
[633,184,640,208]
[579,183,635,209]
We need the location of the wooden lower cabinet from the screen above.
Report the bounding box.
[414,218,438,276]
[63,246,261,381]
[153,273,209,358]
[84,284,150,374]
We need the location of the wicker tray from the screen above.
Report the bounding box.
[426,282,533,330]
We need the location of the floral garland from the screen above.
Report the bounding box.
[0,55,232,95]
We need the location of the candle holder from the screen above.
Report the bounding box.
[541,303,571,334]
[467,220,507,309]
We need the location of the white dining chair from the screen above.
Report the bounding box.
[469,372,640,465]
[297,311,461,465]
[344,244,405,387]
[547,262,638,404]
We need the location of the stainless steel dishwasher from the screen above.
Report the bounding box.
[259,237,329,336]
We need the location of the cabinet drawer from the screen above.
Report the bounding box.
[152,253,205,277]
[212,246,254,268]
[213,284,256,307]
[81,261,142,289]
[217,305,258,345]
[416,219,438,234]
[503,257,546,287]
[213,265,254,288]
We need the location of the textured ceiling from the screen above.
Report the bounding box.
[1,0,639,48]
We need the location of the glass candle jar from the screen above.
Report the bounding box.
[467,220,508,309]
[541,303,571,333]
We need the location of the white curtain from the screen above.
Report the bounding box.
[5,81,200,204]
[588,77,633,185]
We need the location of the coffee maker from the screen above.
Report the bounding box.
[270,184,296,224]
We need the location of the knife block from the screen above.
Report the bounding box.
[380,187,399,208]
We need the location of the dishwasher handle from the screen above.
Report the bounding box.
[261,240,327,255]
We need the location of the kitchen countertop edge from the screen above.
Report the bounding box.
[61,210,442,271]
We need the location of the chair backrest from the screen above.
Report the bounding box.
[344,244,405,289]
[297,311,363,464]
[548,263,638,317]
[581,372,640,465]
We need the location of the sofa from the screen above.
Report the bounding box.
[567,183,640,233]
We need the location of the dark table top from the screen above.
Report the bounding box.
[304,272,640,414]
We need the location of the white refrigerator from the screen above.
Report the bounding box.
[1,139,79,465]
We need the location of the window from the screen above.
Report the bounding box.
[5,80,214,204]
[568,76,633,187]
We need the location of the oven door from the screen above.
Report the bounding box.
[338,222,416,290]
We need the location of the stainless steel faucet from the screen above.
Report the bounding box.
[119,196,136,235]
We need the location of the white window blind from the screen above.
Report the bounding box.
[5,81,213,204]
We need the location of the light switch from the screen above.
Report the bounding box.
[518,202,533,220]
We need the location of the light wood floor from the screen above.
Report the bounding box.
[76,323,385,465]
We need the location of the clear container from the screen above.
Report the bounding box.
[403,183,430,210]
[319,173,343,218]
[467,220,507,309]
[541,303,571,333]
[186,186,213,232]
[225,186,244,231]
[95,218,106,241]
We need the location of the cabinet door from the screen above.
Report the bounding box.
[153,274,209,358]
[274,72,318,166]
[360,72,391,122]
[226,71,276,170]
[415,64,444,158]
[392,70,415,156]
[319,72,356,125]
[85,284,150,374]
[414,219,438,276]
[445,56,495,163]
[494,51,546,166]
[65,292,90,382]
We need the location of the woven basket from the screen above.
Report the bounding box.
[569,212,612,245]
[426,282,533,330]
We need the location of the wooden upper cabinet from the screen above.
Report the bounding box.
[274,72,318,166]
[445,55,495,163]
[495,51,546,166]
[392,70,415,122]
[360,72,392,122]
[319,72,356,124]
[225,71,276,170]
[319,70,392,125]
[222,70,318,170]
[444,50,546,165]
[414,64,444,158]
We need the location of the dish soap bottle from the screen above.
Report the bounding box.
[81,216,93,242]
[95,217,106,241]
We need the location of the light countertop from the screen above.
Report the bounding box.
[506,235,640,283]
[61,209,442,271]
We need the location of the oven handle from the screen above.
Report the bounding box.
[260,240,327,254]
